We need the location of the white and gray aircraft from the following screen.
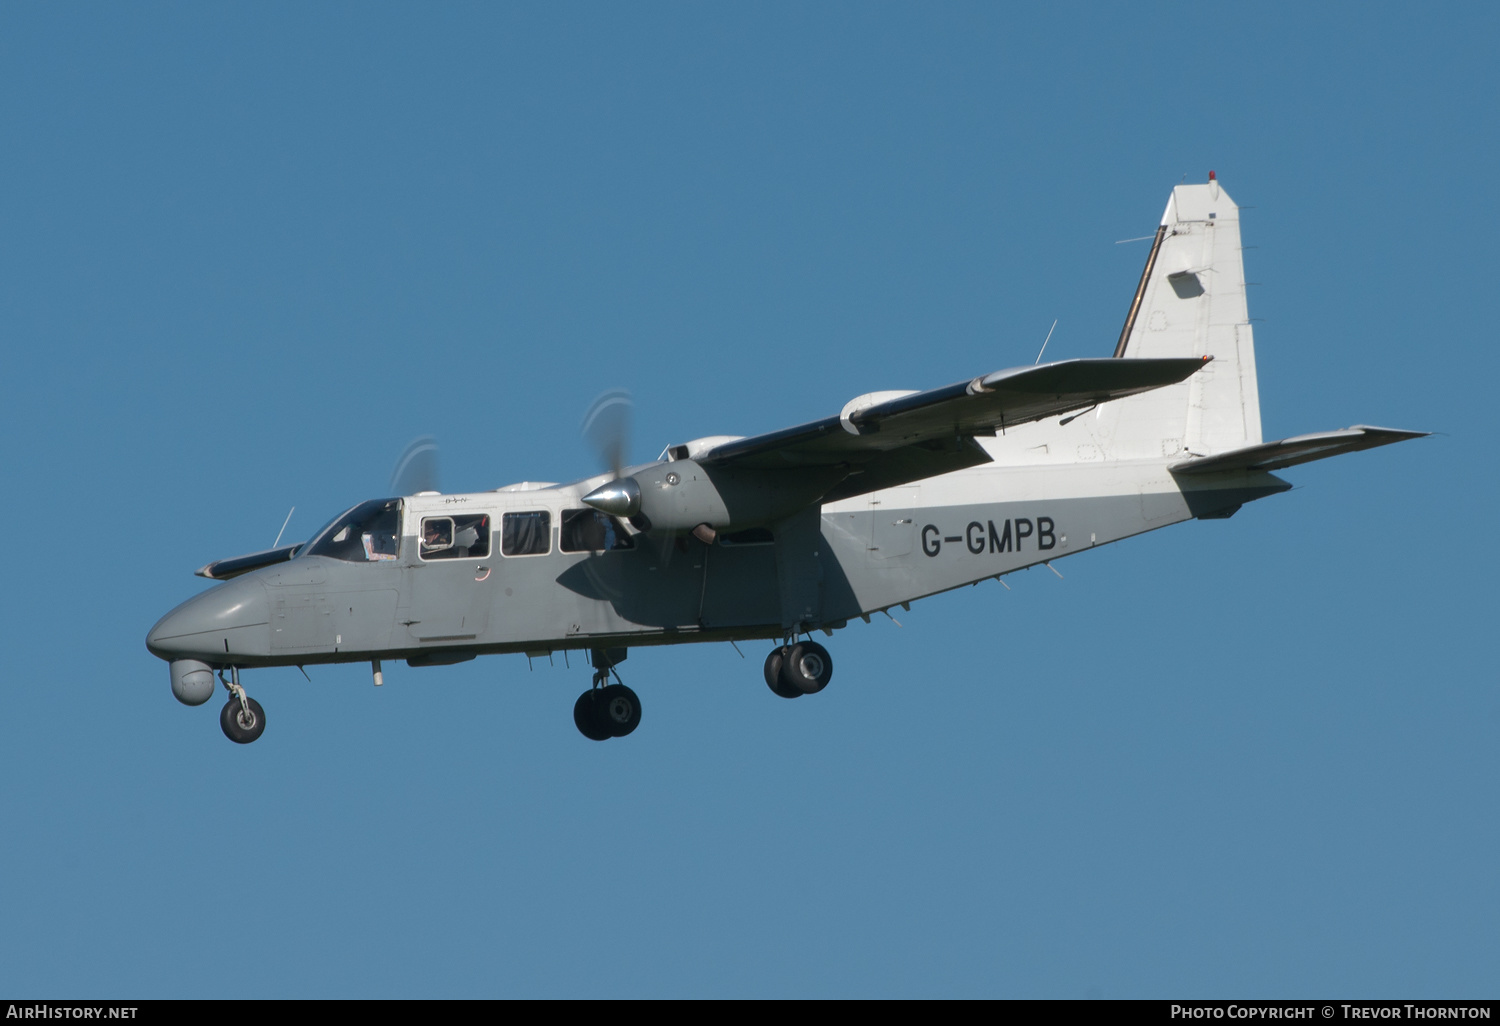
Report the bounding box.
[147,176,1425,744]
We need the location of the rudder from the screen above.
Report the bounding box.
[1097,176,1262,458]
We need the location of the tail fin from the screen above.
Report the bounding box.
[1096,176,1262,458]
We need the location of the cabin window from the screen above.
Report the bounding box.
[559,509,634,553]
[502,511,551,556]
[303,499,403,563]
[421,514,491,560]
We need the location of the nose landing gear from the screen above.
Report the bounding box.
[574,647,641,741]
[217,667,266,744]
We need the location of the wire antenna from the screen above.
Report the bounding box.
[272,507,295,548]
[1034,319,1058,365]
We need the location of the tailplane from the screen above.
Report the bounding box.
[1170,425,1428,476]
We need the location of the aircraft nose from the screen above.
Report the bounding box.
[146,577,272,661]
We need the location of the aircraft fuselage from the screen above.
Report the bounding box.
[146,458,1287,671]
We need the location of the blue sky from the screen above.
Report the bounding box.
[1,2,1494,998]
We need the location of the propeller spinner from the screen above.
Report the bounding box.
[580,390,639,515]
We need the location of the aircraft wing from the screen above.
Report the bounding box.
[196,544,302,580]
[700,357,1209,498]
[1169,425,1429,476]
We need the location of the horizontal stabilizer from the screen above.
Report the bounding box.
[1170,425,1428,476]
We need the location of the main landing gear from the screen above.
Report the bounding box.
[574,647,641,742]
[218,666,266,744]
[763,639,834,699]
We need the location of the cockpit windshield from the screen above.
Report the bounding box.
[301,498,403,562]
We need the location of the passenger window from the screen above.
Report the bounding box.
[421,514,491,560]
[560,509,635,553]
[502,511,551,556]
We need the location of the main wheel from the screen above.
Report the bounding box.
[598,683,642,737]
[763,648,801,699]
[780,641,833,695]
[573,690,612,741]
[220,696,266,744]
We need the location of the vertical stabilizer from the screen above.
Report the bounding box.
[1095,177,1262,458]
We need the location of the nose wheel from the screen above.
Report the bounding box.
[217,667,266,744]
[221,695,266,744]
[574,648,641,741]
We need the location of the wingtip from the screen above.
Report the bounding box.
[1348,424,1432,440]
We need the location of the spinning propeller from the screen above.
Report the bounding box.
[580,390,642,517]
[385,394,635,509]
[390,435,440,496]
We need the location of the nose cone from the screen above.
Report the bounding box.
[147,576,272,661]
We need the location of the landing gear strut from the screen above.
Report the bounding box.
[764,638,833,699]
[574,647,641,741]
[218,666,266,744]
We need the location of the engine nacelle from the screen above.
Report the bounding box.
[170,659,216,706]
[645,460,851,532]
[839,390,918,434]
[583,460,846,534]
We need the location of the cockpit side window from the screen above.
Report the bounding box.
[421,514,491,560]
[303,499,403,562]
[559,509,634,552]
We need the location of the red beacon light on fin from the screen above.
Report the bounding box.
[1208,170,1216,180]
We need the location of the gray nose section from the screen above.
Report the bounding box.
[147,577,272,661]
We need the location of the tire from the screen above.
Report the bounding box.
[780,641,833,695]
[598,683,642,737]
[220,697,266,744]
[573,690,612,741]
[763,648,801,699]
